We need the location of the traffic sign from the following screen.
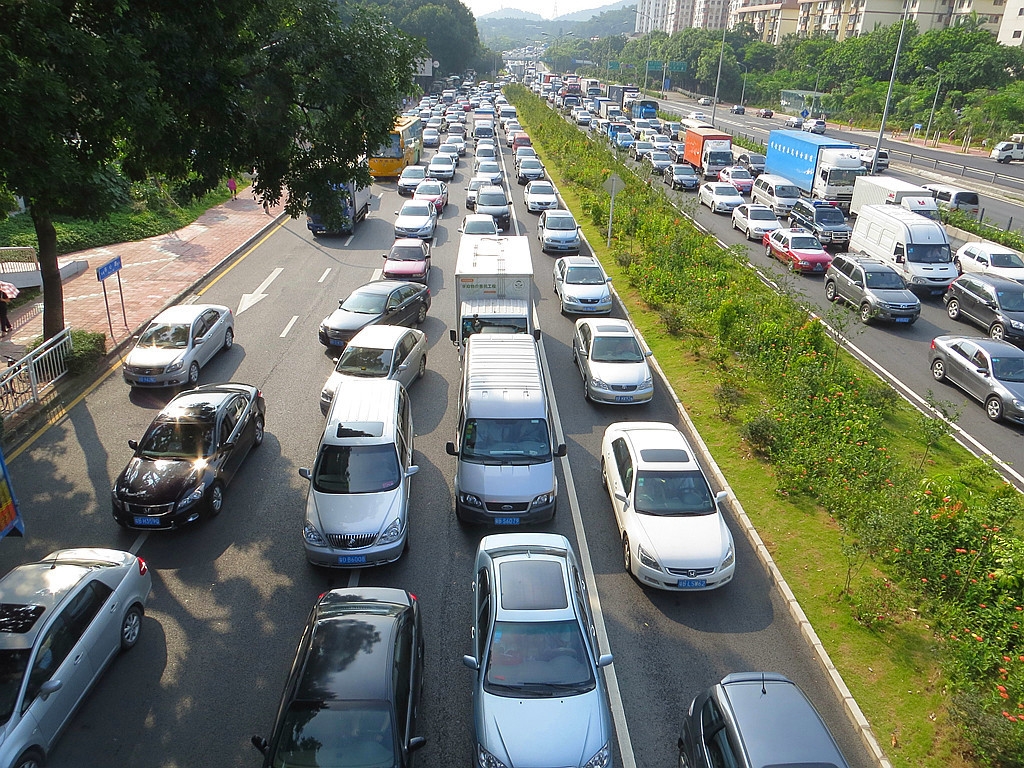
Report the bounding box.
[96,256,122,282]
[913,123,922,130]
[668,61,687,72]
[646,60,662,71]
[800,109,809,118]
[607,61,620,70]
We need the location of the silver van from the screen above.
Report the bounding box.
[922,183,980,216]
[446,335,566,525]
[752,173,802,217]
[300,379,418,567]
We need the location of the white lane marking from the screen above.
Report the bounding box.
[496,140,520,235]
[280,316,299,338]
[371,268,384,281]
[344,234,355,247]
[318,268,332,283]
[537,331,638,768]
[237,267,284,314]
[129,532,149,555]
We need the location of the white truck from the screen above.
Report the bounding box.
[850,176,939,220]
[449,235,538,354]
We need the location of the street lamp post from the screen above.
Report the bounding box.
[924,65,943,147]
[739,62,749,106]
[870,1,911,175]
[710,21,727,124]
[634,9,655,95]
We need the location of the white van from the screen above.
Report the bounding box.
[445,335,566,525]
[752,174,802,217]
[473,121,495,146]
[849,205,957,296]
[300,379,418,567]
[922,183,980,217]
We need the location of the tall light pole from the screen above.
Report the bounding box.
[924,65,943,147]
[871,2,911,175]
[804,64,821,114]
[710,20,727,124]
[739,62,749,106]
[541,30,574,73]
[634,8,655,94]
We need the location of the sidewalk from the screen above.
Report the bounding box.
[1,192,286,362]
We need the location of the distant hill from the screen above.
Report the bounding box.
[477,2,635,45]
[555,0,633,21]
[477,8,543,20]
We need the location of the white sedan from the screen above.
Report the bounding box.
[731,203,783,241]
[699,182,744,214]
[954,241,1024,282]
[426,154,455,180]
[524,180,559,213]
[600,422,735,591]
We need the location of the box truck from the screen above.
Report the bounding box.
[850,205,956,296]
[683,127,733,179]
[305,181,371,236]
[850,176,939,220]
[764,130,865,212]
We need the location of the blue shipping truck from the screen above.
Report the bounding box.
[631,99,659,120]
[764,130,865,211]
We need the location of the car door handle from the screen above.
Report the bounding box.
[73,652,85,666]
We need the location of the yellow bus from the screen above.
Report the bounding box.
[369,116,423,178]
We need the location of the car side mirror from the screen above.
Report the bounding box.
[463,655,479,670]
[299,467,312,480]
[39,679,63,700]
[977,367,989,376]
[128,439,139,451]
[555,443,567,458]
[251,736,269,755]
[409,736,427,752]
[715,490,729,505]
[382,253,388,259]
[406,465,420,477]
[532,329,541,341]
[445,441,458,456]
[394,211,399,216]
[449,329,458,345]
[598,653,614,668]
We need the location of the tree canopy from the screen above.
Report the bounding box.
[369,0,482,75]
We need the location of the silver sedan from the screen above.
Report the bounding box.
[572,317,654,404]
[732,203,783,241]
[320,325,427,415]
[122,304,234,388]
[930,335,1024,423]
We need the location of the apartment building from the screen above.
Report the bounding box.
[693,0,732,27]
[997,0,1024,44]
[729,0,801,42]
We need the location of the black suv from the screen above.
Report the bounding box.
[824,254,920,325]
[475,185,512,231]
[944,273,1024,343]
[787,199,852,248]
[253,587,427,768]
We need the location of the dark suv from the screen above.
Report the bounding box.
[678,672,850,768]
[787,198,852,248]
[825,254,920,325]
[475,186,512,231]
[944,273,1024,342]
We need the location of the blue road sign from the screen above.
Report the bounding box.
[96,256,122,282]
[800,109,809,118]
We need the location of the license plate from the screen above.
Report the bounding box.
[138,376,157,384]
[894,317,910,323]
[677,579,707,589]
[814,264,824,271]
[338,555,367,565]
[133,516,161,526]
[494,517,520,526]
[614,395,634,402]
[330,338,346,347]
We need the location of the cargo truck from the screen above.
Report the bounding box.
[607,84,639,107]
[850,176,939,220]
[683,127,733,179]
[305,181,372,236]
[449,236,538,354]
[764,130,865,212]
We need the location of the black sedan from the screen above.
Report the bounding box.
[111,383,266,529]
[252,587,426,768]
[318,280,431,349]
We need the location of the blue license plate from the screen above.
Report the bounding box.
[138,376,157,384]
[338,555,367,565]
[814,264,824,271]
[330,339,346,347]
[614,395,634,403]
[677,579,707,589]
[133,516,161,526]
[894,317,910,323]
[494,517,520,526]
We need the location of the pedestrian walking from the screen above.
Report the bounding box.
[227,177,238,199]
[0,287,15,335]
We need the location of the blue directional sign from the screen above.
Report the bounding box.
[96,255,122,282]
[913,123,922,130]
[800,109,809,118]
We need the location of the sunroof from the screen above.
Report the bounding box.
[336,422,384,439]
[640,448,690,464]
[0,604,46,634]
[499,560,567,610]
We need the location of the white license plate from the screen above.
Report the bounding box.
[133,516,161,526]
[614,395,634,402]
[494,517,520,525]
[338,555,367,565]
[138,376,157,384]
[677,579,707,589]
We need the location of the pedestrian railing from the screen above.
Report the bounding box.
[1,328,73,420]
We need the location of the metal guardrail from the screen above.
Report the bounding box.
[0,327,73,420]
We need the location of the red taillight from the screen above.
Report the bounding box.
[930,339,937,350]
[409,592,418,601]
[256,390,262,400]
[137,557,148,576]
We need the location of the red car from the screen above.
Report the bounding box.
[763,228,833,274]
[718,166,753,195]
[413,179,448,212]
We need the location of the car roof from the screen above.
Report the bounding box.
[839,255,895,272]
[560,255,600,268]
[152,304,226,323]
[959,241,1019,256]
[0,560,95,648]
[480,534,576,622]
[160,387,237,419]
[956,273,1023,290]
[353,279,416,296]
[346,324,418,349]
[579,318,633,337]
[607,421,697,469]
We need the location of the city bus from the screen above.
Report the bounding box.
[369,116,423,178]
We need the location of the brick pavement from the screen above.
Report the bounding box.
[0,191,286,361]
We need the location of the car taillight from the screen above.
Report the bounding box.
[409,592,418,601]
[930,339,937,350]
[137,557,148,576]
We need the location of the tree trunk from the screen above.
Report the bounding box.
[30,206,65,341]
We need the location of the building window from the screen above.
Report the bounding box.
[1014,28,1023,36]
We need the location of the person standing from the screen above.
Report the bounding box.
[0,290,12,335]
[227,177,238,199]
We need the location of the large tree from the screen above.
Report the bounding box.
[371,0,482,75]
[0,0,421,340]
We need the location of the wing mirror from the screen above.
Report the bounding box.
[299,467,311,480]
[128,439,139,451]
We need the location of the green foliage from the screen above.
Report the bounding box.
[942,210,1024,252]
[67,330,107,377]
[372,0,482,75]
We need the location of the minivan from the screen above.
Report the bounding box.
[446,335,566,525]
[752,174,802,217]
[922,183,980,217]
[300,379,418,567]
[473,121,495,145]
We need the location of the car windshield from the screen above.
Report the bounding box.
[335,345,393,377]
[865,271,906,290]
[0,650,30,724]
[673,166,695,176]
[776,185,801,198]
[634,469,716,515]
[708,151,733,165]
[748,208,777,221]
[749,154,765,164]
[459,418,551,465]
[313,444,401,494]
[713,185,737,196]
[791,236,823,250]
[399,203,432,219]
[529,183,554,196]
[815,207,846,224]
[993,355,1024,382]
[400,168,425,180]
[138,322,190,349]
[521,160,542,169]
[416,182,442,196]
[729,168,751,179]
[651,152,670,162]
[388,244,425,261]
[139,420,215,458]
[996,288,1024,312]
[591,335,643,363]
[271,700,395,768]
[545,215,577,231]
[991,252,1024,268]
[479,163,500,174]
[464,219,498,234]
[429,157,451,167]
[484,620,596,697]
[341,290,388,314]
[906,243,952,264]
[565,266,605,285]
[827,168,866,186]
[477,192,507,206]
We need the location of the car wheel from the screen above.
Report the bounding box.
[253,415,265,447]
[583,373,592,402]
[746,227,755,241]
[954,258,963,274]
[120,604,143,651]
[223,327,234,351]
[990,323,1006,341]
[765,244,772,258]
[206,481,224,518]
[187,361,200,387]
[416,304,428,324]
[946,298,961,320]
[622,535,633,574]
[824,281,838,302]
[931,358,946,381]
[986,396,1004,421]
[859,303,873,324]
[12,749,44,768]
[416,354,427,379]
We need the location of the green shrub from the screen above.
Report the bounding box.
[67,330,107,377]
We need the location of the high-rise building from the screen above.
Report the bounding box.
[997,0,1024,44]
[729,0,801,42]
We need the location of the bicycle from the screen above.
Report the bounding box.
[0,356,32,415]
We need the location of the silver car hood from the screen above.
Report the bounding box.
[126,346,185,368]
[307,485,403,535]
[563,284,610,303]
[395,214,432,230]
[459,461,553,501]
[874,288,919,304]
[588,359,650,387]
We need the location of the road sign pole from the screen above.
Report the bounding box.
[101,280,114,338]
[116,270,128,328]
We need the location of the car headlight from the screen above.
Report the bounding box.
[459,492,484,509]
[303,522,327,547]
[798,259,811,267]
[531,492,553,508]
[641,374,653,388]
[583,743,612,768]
[166,356,186,373]
[637,544,661,571]
[911,276,927,284]
[589,375,611,391]
[564,293,582,304]
[377,518,403,545]
[721,542,735,570]
[176,484,206,511]
[111,492,124,509]
[477,745,508,768]
[1010,319,1024,330]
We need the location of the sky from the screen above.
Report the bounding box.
[467,0,609,20]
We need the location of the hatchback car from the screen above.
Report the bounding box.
[412,179,448,212]
[699,183,744,214]
[553,256,612,316]
[954,241,1024,282]
[731,204,782,241]
[825,254,920,324]
[524,180,559,212]
[538,210,582,253]
[393,200,438,240]
[475,161,503,186]
[678,673,850,768]
[252,588,426,768]
[516,158,545,184]
[475,186,512,231]
[763,228,832,274]
[718,166,753,195]
[397,165,428,196]
[122,304,234,389]
[803,118,826,134]
[664,164,700,191]
[319,326,426,415]
[382,239,431,284]
[463,533,614,768]
[944,273,1024,342]
[601,422,734,590]
[426,154,455,181]
[112,383,265,528]
[573,319,653,405]
[930,335,1024,423]
[318,280,430,349]
[0,549,151,768]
